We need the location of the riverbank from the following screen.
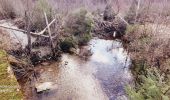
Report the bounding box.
[123,24,170,100]
[16,38,133,100]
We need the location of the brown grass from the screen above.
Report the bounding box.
[0,29,12,50]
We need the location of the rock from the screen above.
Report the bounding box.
[70,47,78,54]
[35,82,54,93]
[41,62,50,66]
[79,46,93,58]
[7,66,15,78]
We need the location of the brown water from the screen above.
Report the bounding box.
[32,38,133,100]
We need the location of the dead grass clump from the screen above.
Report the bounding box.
[124,25,170,72]
[0,0,24,19]
[0,29,12,50]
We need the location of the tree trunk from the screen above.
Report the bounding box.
[25,11,32,55]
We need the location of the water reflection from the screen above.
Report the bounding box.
[35,38,133,100]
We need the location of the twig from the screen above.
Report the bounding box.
[117,14,130,25]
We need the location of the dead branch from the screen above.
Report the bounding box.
[117,14,130,25]
[115,0,120,16]
[0,25,49,38]
[135,0,141,23]
[36,19,56,35]
[0,19,56,38]
[44,12,55,53]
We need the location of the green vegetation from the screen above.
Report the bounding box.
[60,8,93,53]
[60,37,78,53]
[0,50,23,100]
[124,25,170,100]
[126,65,170,100]
[64,8,93,36]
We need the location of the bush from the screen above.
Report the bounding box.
[124,1,137,24]
[64,8,93,35]
[0,0,24,19]
[77,33,92,45]
[64,8,93,45]
[126,68,169,100]
[29,0,54,32]
[124,25,170,100]
[60,37,78,53]
[103,4,116,21]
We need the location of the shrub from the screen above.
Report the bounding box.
[64,8,93,45]
[124,0,137,24]
[126,68,169,100]
[60,37,78,53]
[124,24,170,100]
[29,0,54,32]
[64,8,93,35]
[0,0,24,19]
[77,33,92,45]
[103,4,116,21]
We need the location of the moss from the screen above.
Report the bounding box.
[0,50,23,100]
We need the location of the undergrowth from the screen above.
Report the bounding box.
[124,25,170,100]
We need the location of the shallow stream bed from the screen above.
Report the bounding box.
[32,38,133,100]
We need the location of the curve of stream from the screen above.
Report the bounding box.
[34,38,133,100]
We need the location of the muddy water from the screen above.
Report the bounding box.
[34,38,133,100]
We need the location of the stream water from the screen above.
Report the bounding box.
[0,21,133,100]
[33,38,133,100]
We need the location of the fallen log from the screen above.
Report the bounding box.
[0,19,56,38]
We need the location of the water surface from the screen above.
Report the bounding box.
[34,38,133,100]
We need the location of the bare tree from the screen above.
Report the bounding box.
[135,0,141,23]
[25,0,32,56]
